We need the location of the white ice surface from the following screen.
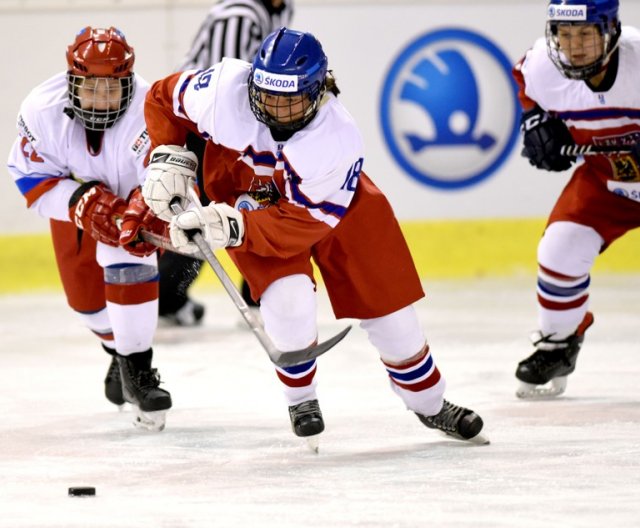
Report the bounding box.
[1,277,639,528]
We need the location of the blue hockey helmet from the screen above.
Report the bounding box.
[248,28,328,132]
[546,0,620,80]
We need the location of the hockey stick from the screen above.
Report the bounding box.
[164,190,351,368]
[560,144,633,157]
[140,229,205,260]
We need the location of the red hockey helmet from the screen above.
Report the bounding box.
[66,26,134,78]
[66,27,135,130]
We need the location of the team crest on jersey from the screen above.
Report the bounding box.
[595,132,640,182]
[379,28,520,190]
[131,129,150,155]
[609,157,640,182]
[244,177,281,208]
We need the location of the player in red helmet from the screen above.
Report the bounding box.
[7,27,171,430]
[66,27,136,131]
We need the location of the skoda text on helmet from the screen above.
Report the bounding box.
[248,27,328,133]
[66,27,135,131]
[545,0,620,80]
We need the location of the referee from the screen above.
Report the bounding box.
[158,0,294,326]
[178,0,293,70]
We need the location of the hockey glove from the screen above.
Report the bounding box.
[69,181,127,246]
[119,187,168,257]
[142,145,199,222]
[521,106,576,172]
[170,203,244,255]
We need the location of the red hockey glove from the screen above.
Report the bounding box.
[119,187,168,257]
[68,181,127,246]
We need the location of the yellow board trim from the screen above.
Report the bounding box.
[1,218,639,294]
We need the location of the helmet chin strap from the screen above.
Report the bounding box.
[602,30,621,66]
[317,89,331,109]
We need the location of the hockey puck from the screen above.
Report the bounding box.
[68,487,96,497]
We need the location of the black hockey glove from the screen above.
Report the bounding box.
[520,107,576,172]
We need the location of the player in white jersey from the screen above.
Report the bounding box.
[513,0,640,398]
[7,27,172,430]
[142,28,487,446]
[158,0,294,326]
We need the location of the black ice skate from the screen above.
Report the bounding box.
[416,400,488,444]
[118,350,172,431]
[289,399,324,452]
[103,351,125,408]
[515,312,594,399]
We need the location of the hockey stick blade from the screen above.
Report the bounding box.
[273,325,351,368]
[165,195,351,367]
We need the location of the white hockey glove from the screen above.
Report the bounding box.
[142,145,199,222]
[170,203,244,254]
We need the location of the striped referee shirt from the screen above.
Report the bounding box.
[176,0,293,71]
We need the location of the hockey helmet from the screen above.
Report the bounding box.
[546,0,620,80]
[248,28,328,132]
[66,27,135,130]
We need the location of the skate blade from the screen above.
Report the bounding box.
[467,432,490,446]
[132,409,167,431]
[435,430,491,446]
[516,376,567,399]
[304,434,321,454]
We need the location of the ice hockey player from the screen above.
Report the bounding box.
[157,0,294,326]
[7,27,172,429]
[141,27,487,447]
[513,0,640,397]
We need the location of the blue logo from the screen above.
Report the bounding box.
[380,28,521,190]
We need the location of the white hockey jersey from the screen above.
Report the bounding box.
[155,58,365,230]
[7,72,151,221]
[516,27,640,196]
[145,56,426,317]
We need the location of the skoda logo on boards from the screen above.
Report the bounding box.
[380,28,521,190]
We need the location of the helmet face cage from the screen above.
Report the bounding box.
[248,28,328,133]
[67,74,134,131]
[545,0,620,80]
[248,73,325,132]
[66,27,135,130]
